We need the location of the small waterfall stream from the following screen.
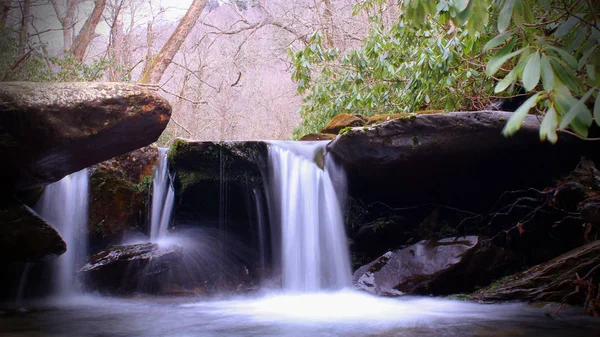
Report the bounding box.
[35,169,89,297]
[267,141,352,292]
[150,148,175,242]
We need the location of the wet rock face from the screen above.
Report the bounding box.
[0,82,171,190]
[329,111,592,211]
[0,201,66,262]
[353,236,481,296]
[167,139,268,237]
[80,242,183,294]
[88,145,158,252]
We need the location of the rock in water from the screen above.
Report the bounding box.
[0,201,66,262]
[80,242,183,294]
[353,236,479,296]
[474,240,600,304]
[0,82,171,190]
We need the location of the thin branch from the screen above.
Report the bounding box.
[158,86,208,106]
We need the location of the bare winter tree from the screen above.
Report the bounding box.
[70,0,106,61]
[139,0,207,84]
[0,0,10,29]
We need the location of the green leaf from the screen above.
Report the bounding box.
[559,87,595,129]
[540,54,554,91]
[498,0,515,33]
[454,0,469,12]
[579,45,598,70]
[494,56,527,93]
[545,46,577,69]
[539,106,558,143]
[502,92,541,136]
[555,16,579,39]
[522,51,540,91]
[570,116,589,137]
[595,90,600,126]
[483,32,511,52]
[550,57,584,93]
[487,48,525,76]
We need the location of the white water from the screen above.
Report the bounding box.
[35,169,89,296]
[150,148,175,241]
[267,141,352,292]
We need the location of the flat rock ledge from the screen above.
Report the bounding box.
[0,82,171,190]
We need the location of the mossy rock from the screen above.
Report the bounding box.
[88,146,157,251]
[299,133,336,141]
[366,110,446,125]
[321,114,368,134]
[168,139,267,197]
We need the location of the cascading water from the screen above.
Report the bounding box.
[35,169,89,297]
[267,141,352,292]
[150,148,175,241]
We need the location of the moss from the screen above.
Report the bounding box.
[483,275,513,292]
[412,136,419,147]
[338,126,354,135]
[132,174,153,193]
[446,294,472,301]
[440,222,456,235]
[168,140,266,198]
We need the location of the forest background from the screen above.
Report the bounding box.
[1,0,598,143]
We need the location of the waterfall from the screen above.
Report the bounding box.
[35,169,89,297]
[150,148,175,242]
[267,141,352,292]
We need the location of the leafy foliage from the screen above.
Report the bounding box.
[290,0,600,142]
[0,28,109,82]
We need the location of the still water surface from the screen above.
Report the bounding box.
[1,291,598,337]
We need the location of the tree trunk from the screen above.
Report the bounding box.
[139,0,207,84]
[49,0,77,52]
[18,0,31,55]
[322,0,334,48]
[71,0,106,61]
[143,21,153,78]
[0,0,10,29]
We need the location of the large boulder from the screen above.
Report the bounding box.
[88,145,158,251]
[168,139,267,226]
[80,242,183,294]
[353,236,484,296]
[0,82,171,190]
[329,111,593,211]
[0,201,66,262]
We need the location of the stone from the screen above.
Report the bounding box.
[0,200,66,262]
[299,133,336,141]
[168,139,267,223]
[365,110,444,125]
[80,242,183,294]
[473,240,600,305]
[329,111,594,211]
[579,197,600,226]
[352,236,480,296]
[0,82,171,190]
[88,145,158,251]
[320,113,367,134]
